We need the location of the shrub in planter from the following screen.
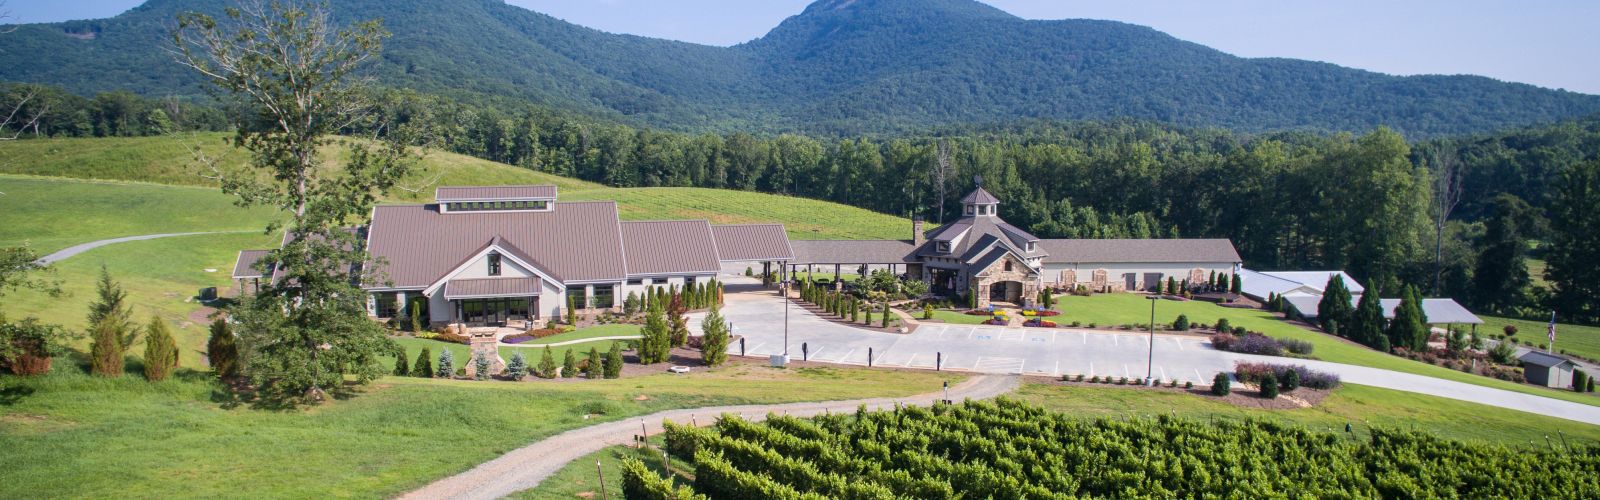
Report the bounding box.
[1259,372,1280,399]
[1168,379,1177,388]
[1503,324,1518,337]
[1233,326,1248,336]
[1076,374,1084,382]
[473,353,490,381]
[1215,318,1232,333]
[604,342,623,379]
[414,347,434,378]
[1211,373,1230,396]
[562,349,578,378]
[586,347,602,379]
[1281,368,1300,392]
[1184,381,1194,389]
[436,349,454,378]
[538,346,558,379]
[1173,314,1190,331]
[1118,377,1128,385]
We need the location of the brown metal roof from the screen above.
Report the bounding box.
[620,221,721,276]
[917,215,1043,259]
[443,276,542,299]
[232,250,274,279]
[366,202,628,288]
[710,224,794,261]
[1037,239,1241,264]
[790,239,917,265]
[436,185,557,202]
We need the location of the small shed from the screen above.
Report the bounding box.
[1519,351,1576,389]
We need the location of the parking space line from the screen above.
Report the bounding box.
[1112,335,1118,346]
[1053,360,1060,376]
[1081,331,1087,344]
[836,348,857,363]
[1194,369,1204,382]
[1089,361,1095,376]
[1159,366,1168,382]
[747,342,765,355]
[1123,364,1130,378]
[903,353,917,367]
[806,347,825,360]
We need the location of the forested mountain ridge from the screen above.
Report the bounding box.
[1,0,1597,137]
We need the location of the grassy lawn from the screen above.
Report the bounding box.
[1054,293,1600,407]
[509,324,641,345]
[4,232,280,359]
[517,438,690,499]
[566,187,913,240]
[0,364,963,498]
[0,175,279,254]
[0,134,603,200]
[1016,382,1600,446]
[1479,313,1600,361]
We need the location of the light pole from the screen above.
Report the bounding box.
[782,280,791,357]
[1146,295,1158,386]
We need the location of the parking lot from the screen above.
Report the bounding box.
[694,286,1241,384]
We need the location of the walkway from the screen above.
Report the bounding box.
[399,374,1019,500]
[35,231,252,264]
[697,283,1600,426]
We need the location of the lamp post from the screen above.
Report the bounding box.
[782,280,791,357]
[1146,295,1158,386]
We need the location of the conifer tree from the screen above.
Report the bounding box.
[864,306,873,326]
[1387,285,1430,351]
[561,349,578,378]
[1209,270,1218,291]
[881,301,891,328]
[1350,283,1385,349]
[392,346,409,376]
[669,293,689,348]
[473,353,490,380]
[701,303,729,367]
[87,265,140,350]
[538,345,557,378]
[639,302,669,364]
[566,293,578,325]
[436,349,454,378]
[586,346,602,379]
[1216,273,1230,294]
[1318,275,1354,334]
[89,316,125,377]
[506,351,528,379]
[851,298,860,322]
[414,347,434,378]
[207,318,241,379]
[604,342,623,379]
[1230,273,1243,295]
[143,316,178,381]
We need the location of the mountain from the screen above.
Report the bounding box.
[2,0,1597,136]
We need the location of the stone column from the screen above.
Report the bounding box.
[464,331,506,378]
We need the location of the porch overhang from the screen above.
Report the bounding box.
[443,277,542,300]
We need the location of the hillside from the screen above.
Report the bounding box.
[1,0,1596,136]
[0,134,915,240]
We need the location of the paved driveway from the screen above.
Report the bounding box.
[695,280,1600,425]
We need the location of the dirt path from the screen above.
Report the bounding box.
[398,374,1020,500]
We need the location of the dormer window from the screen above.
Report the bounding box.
[437,186,557,214]
[1026,242,1035,252]
[937,241,951,253]
[487,253,502,276]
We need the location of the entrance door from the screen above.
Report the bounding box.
[990,281,1020,304]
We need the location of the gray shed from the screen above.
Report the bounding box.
[1519,351,1577,389]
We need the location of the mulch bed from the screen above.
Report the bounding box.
[1026,375,1331,410]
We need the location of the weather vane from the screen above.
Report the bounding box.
[973,174,983,188]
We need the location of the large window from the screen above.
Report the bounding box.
[592,284,615,309]
[487,253,502,276]
[374,292,399,318]
[567,288,587,310]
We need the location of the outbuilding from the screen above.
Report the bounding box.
[1519,351,1577,389]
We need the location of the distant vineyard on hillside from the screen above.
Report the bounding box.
[627,398,1600,498]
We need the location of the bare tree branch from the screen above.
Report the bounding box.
[1431,148,1464,295]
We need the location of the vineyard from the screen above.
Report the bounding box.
[624,398,1600,498]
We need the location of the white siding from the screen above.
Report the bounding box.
[453,253,537,279]
[1042,262,1235,290]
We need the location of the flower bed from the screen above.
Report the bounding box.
[964,309,995,316]
[1020,309,1061,317]
[1234,361,1341,389]
[984,317,1009,326]
[1024,319,1057,328]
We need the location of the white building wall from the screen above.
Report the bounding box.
[619,274,717,304]
[452,253,538,279]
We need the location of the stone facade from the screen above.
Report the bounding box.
[974,253,1040,309]
[464,331,506,378]
[1090,269,1109,291]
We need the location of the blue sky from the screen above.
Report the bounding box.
[5,0,1596,94]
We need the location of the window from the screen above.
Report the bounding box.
[627,278,643,286]
[966,205,975,215]
[1004,260,1013,272]
[685,276,697,285]
[487,253,502,276]
[1026,242,1035,252]
[375,292,399,318]
[937,241,951,253]
[593,285,615,309]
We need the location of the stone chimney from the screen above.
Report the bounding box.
[912,216,926,246]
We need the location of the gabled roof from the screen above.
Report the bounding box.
[1259,271,1366,295]
[366,202,627,288]
[1038,239,1240,264]
[1520,351,1575,369]
[969,247,1037,277]
[232,250,274,279]
[916,214,1042,259]
[621,221,722,276]
[710,224,794,262]
[960,187,1001,205]
[436,185,556,202]
[790,240,917,265]
[444,276,543,300]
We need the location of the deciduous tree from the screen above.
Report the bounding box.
[1545,160,1600,324]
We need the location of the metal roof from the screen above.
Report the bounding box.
[1519,351,1575,369]
[1285,295,1483,325]
[710,224,794,262]
[366,202,628,288]
[790,239,917,265]
[1038,239,1241,264]
[960,187,1000,204]
[232,250,274,279]
[917,215,1043,259]
[436,185,557,202]
[621,221,722,276]
[1260,271,1366,295]
[443,276,542,299]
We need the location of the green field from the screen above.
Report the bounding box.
[0,364,963,498]
[1481,313,1600,361]
[4,231,279,358]
[566,187,912,240]
[1054,293,1600,407]
[922,309,990,325]
[0,175,279,254]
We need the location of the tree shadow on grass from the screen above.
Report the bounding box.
[0,384,37,406]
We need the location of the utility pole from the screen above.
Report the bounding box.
[1146,295,1158,386]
